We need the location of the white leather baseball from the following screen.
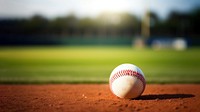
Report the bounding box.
[109,63,146,99]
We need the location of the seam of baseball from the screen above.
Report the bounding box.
[109,69,146,95]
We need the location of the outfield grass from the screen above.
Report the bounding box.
[0,46,200,84]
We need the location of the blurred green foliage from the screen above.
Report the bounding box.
[0,8,200,38]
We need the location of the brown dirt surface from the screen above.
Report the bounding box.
[0,84,200,112]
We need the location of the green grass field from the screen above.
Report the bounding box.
[0,46,200,84]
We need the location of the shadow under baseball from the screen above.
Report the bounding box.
[135,94,195,100]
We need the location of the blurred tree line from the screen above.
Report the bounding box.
[0,8,199,45]
[0,12,140,38]
[150,8,200,38]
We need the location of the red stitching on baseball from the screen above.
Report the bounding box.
[110,69,146,94]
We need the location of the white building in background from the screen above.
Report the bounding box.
[151,38,187,51]
[172,38,187,51]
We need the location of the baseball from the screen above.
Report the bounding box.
[109,63,146,99]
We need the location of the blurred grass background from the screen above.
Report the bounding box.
[0,46,199,84]
[1,1,200,84]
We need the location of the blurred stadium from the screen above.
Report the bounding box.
[0,0,200,84]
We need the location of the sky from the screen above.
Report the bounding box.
[0,0,200,19]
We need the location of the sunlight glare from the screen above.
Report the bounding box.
[87,0,130,14]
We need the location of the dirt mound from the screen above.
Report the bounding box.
[0,84,199,112]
